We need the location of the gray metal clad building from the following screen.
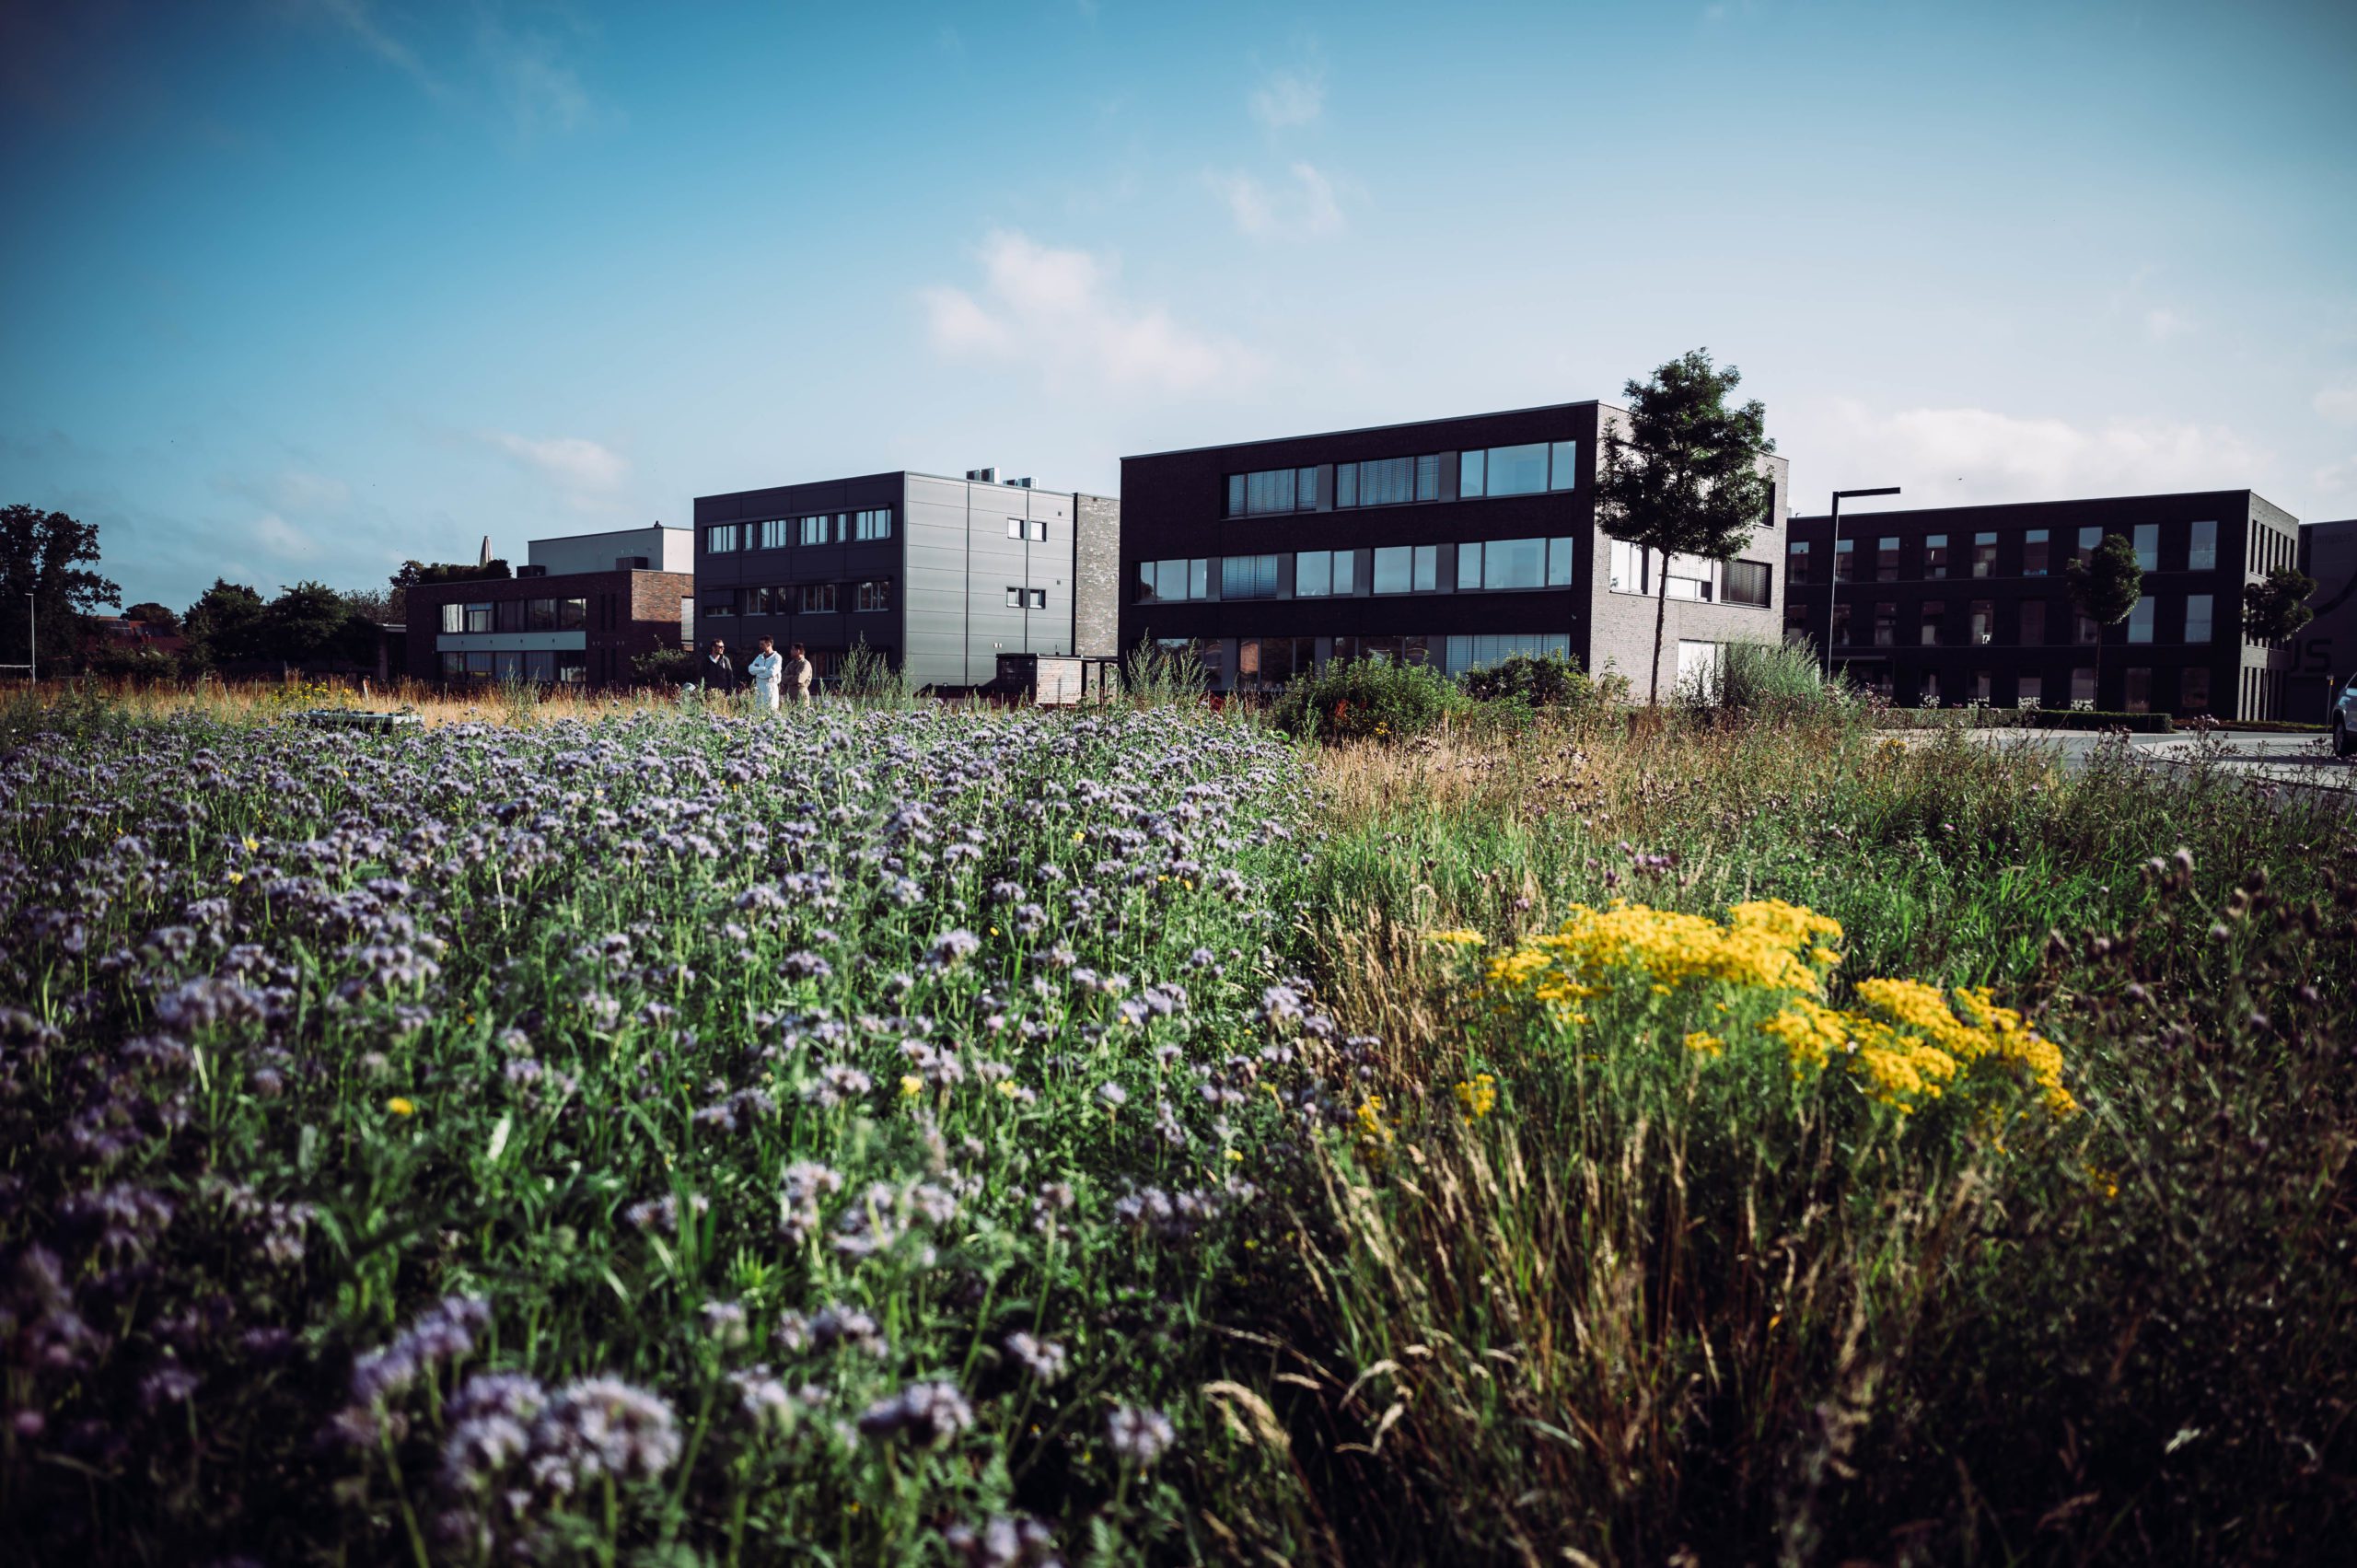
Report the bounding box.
[691,469,1120,691]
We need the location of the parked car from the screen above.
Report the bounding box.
[2335,672,2357,756]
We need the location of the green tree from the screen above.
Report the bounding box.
[182,580,267,668]
[123,601,180,633]
[0,504,121,676]
[1596,350,1778,703]
[2064,533,2143,706]
[2242,566,2316,645]
[259,580,356,666]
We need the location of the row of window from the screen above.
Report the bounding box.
[702,581,892,617]
[440,650,588,683]
[1605,543,1773,607]
[1807,592,2219,647]
[1136,537,1578,604]
[438,597,589,634]
[1797,520,2223,585]
[1162,631,1573,687]
[1223,442,1582,517]
[1827,662,2216,716]
[706,509,897,554]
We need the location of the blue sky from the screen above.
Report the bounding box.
[5,0,2354,613]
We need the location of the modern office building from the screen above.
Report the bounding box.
[406,524,693,687]
[2290,517,2357,720]
[1783,491,2301,718]
[1116,401,1789,692]
[691,470,1120,690]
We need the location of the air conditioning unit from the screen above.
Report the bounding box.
[517,564,549,578]
[1011,476,1033,488]
[615,555,651,570]
[966,466,998,482]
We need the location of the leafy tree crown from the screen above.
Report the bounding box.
[2064,534,2144,626]
[1596,349,1777,563]
[2242,567,2316,645]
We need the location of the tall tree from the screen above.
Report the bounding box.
[259,581,356,665]
[1595,350,1777,703]
[2064,533,2143,707]
[123,602,180,633]
[182,580,267,668]
[2242,566,2316,645]
[0,504,120,675]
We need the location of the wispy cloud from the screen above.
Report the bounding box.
[920,230,1262,396]
[2143,307,2192,343]
[281,0,598,140]
[483,431,629,493]
[1209,161,1343,239]
[293,0,436,87]
[251,512,317,560]
[479,17,592,140]
[2316,385,2357,425]
[1797,400,2270,507]
[1250,65,1324,131]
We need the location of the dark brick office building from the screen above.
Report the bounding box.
[1118,401,1790,693]
[1784,490,2302,718]
[406,525,692,689]
[691,469,1120,691]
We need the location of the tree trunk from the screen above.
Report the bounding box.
[2092,633,2103,712]
[1650,566,1671,705]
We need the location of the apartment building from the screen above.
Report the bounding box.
[405,524,693,688]
[1116,401,1789,692]
[1783,491,2301,718]
[691,469,1120,690]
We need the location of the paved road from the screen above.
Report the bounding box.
[1920,727,2357,797]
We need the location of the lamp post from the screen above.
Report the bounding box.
[1822,486,1901,676]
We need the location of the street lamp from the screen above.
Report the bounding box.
[1823,486,1901,675]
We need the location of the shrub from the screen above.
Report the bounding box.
[629,645,695,685]
[1695,639,1864,723]
[1270,656,1468,742]
[833,640,909,705]
[1459,651,1613,710]
[1120,636,1209,705]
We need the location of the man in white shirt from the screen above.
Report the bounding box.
[746,636,784,713]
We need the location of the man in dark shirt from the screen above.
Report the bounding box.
[697,639,736,697]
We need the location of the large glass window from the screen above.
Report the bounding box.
[1549,440,1579,491]
[1611,539,1644,593]
[496,599,526,633]
[2072,668,2096,708]
[2127,596,2154,643]
[1920,602,1945,645]
[525,650,555,683]
[1923,534,1949,578]
[560,598,586,630]
[1295,550,1354,598]
[1220,554,1281,600]
[706,523,740,553]
[759,517,791,550]
[1787,540,1810,585]
[800,514,839,546]
[1723,559,1771,607]
[1341,457,1413,507]
[1135,558,1209,603]
[1372,545,1438,594]
[440,602,465,634]
[1663,554,1717,601]
[527,598,557,631]
[799,583,837,614]
[1972,532,1998,577]
[2075,610,2097,645]
[1457,536,1573,590]
[702,589,737,618]
[1416,453,1443,501]
[1875,537,1899,583]
[1873,601,1897,646]
[1969,600,1994,645]
[1834,539,1854,582]
[2076,526,2102,563]
[1445,631,1571,674]
[2018,675,2044,709]
[439,650,467,678]
[854,508,893,541]
[1237,636,1316,690]
[1331,634,1433,668]
[2189,519,2217,571]
[2181,667,2211,714]
[1459,442,1550,497]
[2019,600,2047,645]
[1832,603,1852,645]
[2022,529,2049,576]
[855,579,890,612]
[465,601,493,633]
[2185,592,2212,643]
[2133,524,2159,571]
[2124,667,2153,713]
[1226,468,1316,517]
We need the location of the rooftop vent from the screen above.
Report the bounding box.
[517,563,549,578]
[1011,476,1033,488]
[965,466,998,482]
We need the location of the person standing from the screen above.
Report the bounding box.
[784,643,815,706]
[746,636,784,713]
[696,638,736,700]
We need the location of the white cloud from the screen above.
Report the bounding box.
[1250,67,1323,130]
[1210,161,1343,239]
[1793,400,2271,507]
[291,0,435,87]
[920,230,1262,395]
[2316,385,2357,425]
[479,19,591,140]
[483,431,628,492]
[2142,307,2191,343]
[274,470,351,513]
[252,512,317,560]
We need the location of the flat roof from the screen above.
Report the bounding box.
[524,523,691,544]
[1120,399,1617,462]
[693,469,1098,502]
[1788,486,2282,523]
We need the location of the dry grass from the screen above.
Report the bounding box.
[11,674,786,728]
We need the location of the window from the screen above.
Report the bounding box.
[799,583,837,614]
[2133,524,2159,571]
[527,598,557,631]
[2023,529,2049,576]
[1920,669,1944,708]
[853,508,893,541]
[1005,587,1022,609]
[2072,668,2096,708]
[1968,600,1993,645]
[1612,539,1645,593]
[759,517,792,550]
[1787,540,1811,585]
[1372,545,1438,594]
[1028,518,1047,542]
[2018,675,2044,709]
[1007,517,1024,540]
[702,589,737,618]
[439,650,466,678]
[525,650,555,683]
[465,601,493,633]
[1340,456,1414,507]
[495,599,526,633]
[1027,588,1047,610]
[2127,596,2154,644]
[738,586,774,615]
[1445,632,1572,674]
[800,514,840,546]
[2076,526,2102,563]
[1237,636,1316,690]
[1873,602,1897,647]
[855,579,890,613]
[2185,592,2212,643]
[2124,667,2153,713]
[1920,602,1945,645]
[2181,667,2211,714]
[1457,536,1574,590]
[1875,537,1899,583]
[1549,440,1579,491]
[1226,468,1314,517]
[1295,550,1355,598]
[1972,532,1998,577]
[1417,453,1444,501]
[1970,668,1993,704]
[707,523,740,553]
[1136,559,1208,603]
[2189,519,2217,571]
[1834,539,1855,582]
[440,603,465,634]
[1923,534,1949,578]
[1723,559,1772,607]
[1663,553,1716,601]
[2019,600,2047,645]
[1220,554,1280,600]
[1832,603,1852,645]
[1331,634,1433,668]
[560,598,586,630]
[1458,442,1552,497]
[2075,610,2097,645]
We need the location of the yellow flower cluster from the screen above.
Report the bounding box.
[1452,1073,1498,1119]
[1354,1094,1396,1161]
[1458,900,2074,1121]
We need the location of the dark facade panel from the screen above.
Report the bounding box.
[406,569,690,689]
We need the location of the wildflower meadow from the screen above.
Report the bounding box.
[1,684,2351,1565]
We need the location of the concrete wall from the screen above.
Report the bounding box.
[1074,493,1123,656]
[528,525,692,575]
